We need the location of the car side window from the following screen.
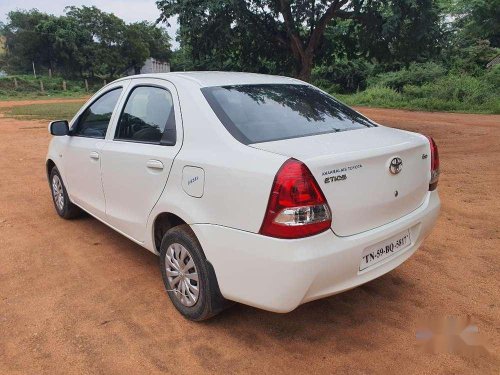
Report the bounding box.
[73,88,123,138]
[114,86,176,145]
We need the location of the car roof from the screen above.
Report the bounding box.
[116,71,306,88]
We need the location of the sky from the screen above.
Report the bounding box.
[0,0,179,49]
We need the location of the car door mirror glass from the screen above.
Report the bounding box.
[49,120,69,136]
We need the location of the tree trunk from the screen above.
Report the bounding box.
[297,53,314,82]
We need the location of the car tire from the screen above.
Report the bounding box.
[49,167,81,219]
[159,225,231,321]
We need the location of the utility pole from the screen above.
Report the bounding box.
[32,61,36,78]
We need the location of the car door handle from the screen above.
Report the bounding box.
[89,152,100,160]
[146,160,164,170]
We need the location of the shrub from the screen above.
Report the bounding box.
[483,64,500,89]
[312,79,342,94]
[432,75,492,103]
[368,62,447,92]
[338,70,499,114]
[337,86,403,107]
[0,74,103,97]
[312,59,373,93]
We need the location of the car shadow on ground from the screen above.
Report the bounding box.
[207,271,417,351]
[77,213,422,352]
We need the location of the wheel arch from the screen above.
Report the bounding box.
[46,159,56,180]
[153,212,188,253]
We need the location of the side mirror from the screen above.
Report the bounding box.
[49,120,69,136]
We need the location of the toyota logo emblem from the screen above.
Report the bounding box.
[389,157,403,174]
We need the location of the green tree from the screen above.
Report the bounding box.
[354,0,442,67]
[123,22,172,74]
[2,10,52,73]
[122,23,151,74]
[157,0,443,80]
[451,0,500,48]
[65,6,127,78]
[1,7,173,78]
[36,15,94,76]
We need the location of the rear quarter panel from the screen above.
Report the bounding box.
[148,81,287,246]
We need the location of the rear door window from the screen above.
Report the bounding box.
[114,86,176,145]
[202,84,375,144]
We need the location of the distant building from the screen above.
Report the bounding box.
[486,55,500,69]
[127,57,170,75]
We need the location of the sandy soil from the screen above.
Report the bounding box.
[0,102,498,374]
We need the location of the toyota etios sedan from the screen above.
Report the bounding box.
[46,72,440,320]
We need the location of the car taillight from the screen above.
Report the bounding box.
[259,159,332,239]
[427,136,440,191]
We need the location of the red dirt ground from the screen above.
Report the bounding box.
[0,97,89,108]
[0,102,498,374]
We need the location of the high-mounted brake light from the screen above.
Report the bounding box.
[259,159,332,239]
[426,136,440,191]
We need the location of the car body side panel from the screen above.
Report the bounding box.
[146,80,287,252]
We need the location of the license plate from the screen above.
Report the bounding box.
[359,230,411,271]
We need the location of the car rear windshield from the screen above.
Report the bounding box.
[201,84,376,144]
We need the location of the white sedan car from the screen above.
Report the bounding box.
[46,72,440,320]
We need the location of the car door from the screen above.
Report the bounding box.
[100,79,183,242]
[63,83,127,218]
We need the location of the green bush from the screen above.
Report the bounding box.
[312,59,373,93]
[402,73,498,111]
[337,86,404,108]
[334,60,500,114]
[483,64,500,89]
[484,97,500,114]
[447,41,499,77]
[312,79,342,94]
[431,75,492,103]
[0,74,103,98]
[368,62,447,92]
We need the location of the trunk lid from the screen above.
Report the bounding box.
[251,126,431,236]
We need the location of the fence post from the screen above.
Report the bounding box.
[40,80,44,93]
[62,81,67,91]
[48,68,52,78]
[13,77,18,89]
[85,79,89,92]
[103,79,107,86]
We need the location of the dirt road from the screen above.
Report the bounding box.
[0,104,498,374]
[0,97,88,108]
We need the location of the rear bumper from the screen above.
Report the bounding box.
[192,191,440,313]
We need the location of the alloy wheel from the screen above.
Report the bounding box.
[52,175,65,212]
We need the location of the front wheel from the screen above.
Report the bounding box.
[159,225,231,321]
[49,167,81,219]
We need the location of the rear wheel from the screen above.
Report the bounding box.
[159,225,230,321]
[49,167,81,219]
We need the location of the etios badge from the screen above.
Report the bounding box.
[389,157,403,175]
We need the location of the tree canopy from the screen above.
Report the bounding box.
[157,0,443,80]
[1,6,172,78]
[0,1,497,95]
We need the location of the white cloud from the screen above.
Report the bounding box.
[0,0,179,49]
